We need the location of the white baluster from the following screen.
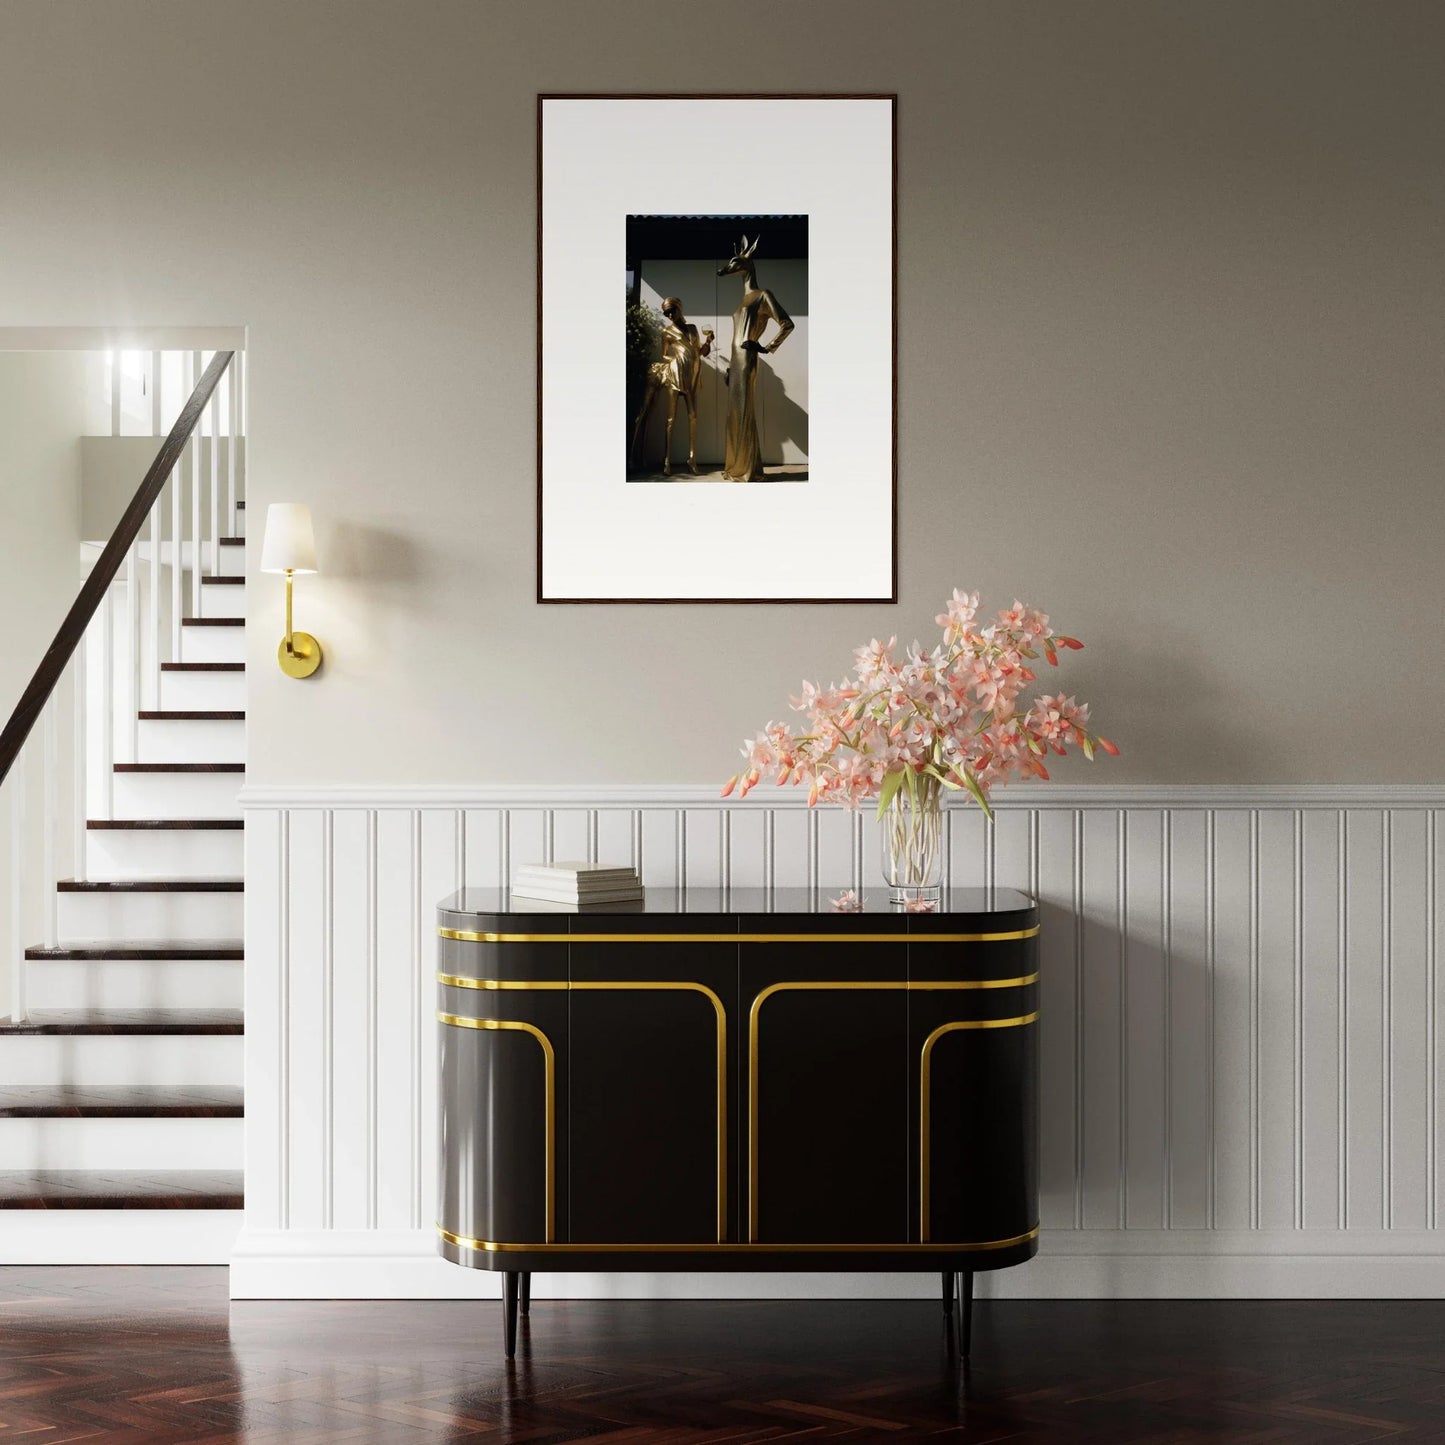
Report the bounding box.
[73,632,87,884]
[110,350,121,437]
[101,582,114,821]
[9,755,26,1023]
[43,699,57,949]
[172,354,187,661]
[149,494,162,707]
[191,351,203,618]
[209,384,220,576]
[126,541,139,762]
[227,358,239,536]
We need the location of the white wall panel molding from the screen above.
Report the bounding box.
[237,784,1445,1299]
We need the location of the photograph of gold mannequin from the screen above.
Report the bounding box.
[628,297,714,476]
[717,235,794,483]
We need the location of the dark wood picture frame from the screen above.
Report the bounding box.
[536,93,898,605]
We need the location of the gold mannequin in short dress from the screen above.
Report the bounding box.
[629,296,714,476]
[716,235,794,483]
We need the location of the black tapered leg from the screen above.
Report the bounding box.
[941,1271,954,1317]
[502,1272,520,1359]
[520,1272,531,1318]
[959,1270,974,1357]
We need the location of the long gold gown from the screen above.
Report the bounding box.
[723,288,790,483]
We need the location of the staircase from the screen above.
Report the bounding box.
[0,351,245,1261]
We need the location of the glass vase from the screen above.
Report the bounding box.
[879,778,944,908]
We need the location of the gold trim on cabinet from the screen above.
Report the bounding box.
[438,926,1039,945]
[437,1223,1040,1254]
[435,1012,555,1243]
[918,1012,1041,1241]
[437,977,728,1243]
[746,980,1039,1241]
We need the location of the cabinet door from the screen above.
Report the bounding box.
[743,925,910,1245]
[908,935,1039,1245]
[568,940,738,1243]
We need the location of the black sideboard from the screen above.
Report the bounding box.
[436,887,1039,1356]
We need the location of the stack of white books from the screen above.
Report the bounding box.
[511,862,644,906]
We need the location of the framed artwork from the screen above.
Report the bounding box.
[537,94,897,603]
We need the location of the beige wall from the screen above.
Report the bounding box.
[0,1,1440,785]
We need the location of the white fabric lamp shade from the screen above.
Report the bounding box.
[260,503,319,574]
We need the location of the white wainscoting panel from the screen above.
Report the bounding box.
[233,785,1445,1299]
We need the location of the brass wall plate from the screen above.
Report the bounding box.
[278,631,322,679]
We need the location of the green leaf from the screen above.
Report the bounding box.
[875,768,906,821]
[924,764,962,790]
[961,769,994,822]
[1082,736,1095,761]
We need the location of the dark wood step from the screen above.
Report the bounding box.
[236,500,245,508]
[200,575,244,585]
[57,879,242,892]
[219,536,245,547]
[113,762,244,773]
[0,1009,243,1035]
[138,710,244,721]
[88,819,243,830]
[0,1085,243,1119]
[0,1169,242,1209]
[182,617,244,627]
[25,942,243,961]
[161,662,244,672]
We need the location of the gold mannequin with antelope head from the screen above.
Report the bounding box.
[717,234,794,482]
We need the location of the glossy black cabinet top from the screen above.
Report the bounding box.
[438,886,1036,929]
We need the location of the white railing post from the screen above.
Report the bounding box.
[190,351,203,618]
[73,631,87,883]
[149,496,162,706]
[171,354,187,660]
[227,358,239,535]
[9,755,26,1023]
[208,381,220,576]
[43,698,58,949]
[126,542,139,763]
[101,583,114,820]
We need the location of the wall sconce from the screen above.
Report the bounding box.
[260,502,323,679]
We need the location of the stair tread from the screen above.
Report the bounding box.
[88,819,243,830]
[161,663,245,672]
[200,575,245,585]
[0,1009,243,1035]
[25,941,243,961]
[58,878,242,892]
[0,1085,243,1118]
[138,711,245,721]
[219,537,245,546]
[182,618,244,627]
[114,762,244,773]
[0,1169,243,1209]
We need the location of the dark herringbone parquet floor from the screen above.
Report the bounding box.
[0,1268,1443,1442]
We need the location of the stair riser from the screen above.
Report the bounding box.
[218,546,245,579]
[180,628,245,665]
[86,829,244,880]
[111,772,242,820]
[160,671,246,712]
[0,1117,241,1170]
[0,1036,242,1086]
[200,585,246,620]
[137,718,245,765]
[56,891,243,944]
[24,960,242,1011]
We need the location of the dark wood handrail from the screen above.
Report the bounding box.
[0,350,235,789]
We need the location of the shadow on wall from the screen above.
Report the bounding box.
[315,520,427,667]
[756,361,808,463]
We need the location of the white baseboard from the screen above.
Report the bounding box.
[228,1228,1445,1300]
[0,1211,242,1264]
